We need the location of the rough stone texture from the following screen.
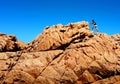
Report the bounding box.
[0,21,120,84]
[0,50,63,84]
[92,75,120,84]
[0,33,27,52]
[0,52,22,83]
[27,21,93,51]
[111,34,120,45]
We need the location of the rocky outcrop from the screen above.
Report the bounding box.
[0,21,120,84]
[0,33,27,52]
[0,50,63,84]
[27,22,93,52]
[111,34,120,45]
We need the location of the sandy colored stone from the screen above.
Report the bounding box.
[27,21,94,51]
[111,34,120,45]
[0,52,21,83]
[0,33,27,52]
[92,75,120,84]
[2,70,35,84]
[0,21,120,84]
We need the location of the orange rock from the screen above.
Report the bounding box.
[0,21,120,84]
[0,33,27,52]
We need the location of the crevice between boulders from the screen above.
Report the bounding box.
[36,52,63,78]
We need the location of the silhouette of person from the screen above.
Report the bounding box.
[91,20,98,32]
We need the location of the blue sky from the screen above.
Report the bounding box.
[0,0,120,43]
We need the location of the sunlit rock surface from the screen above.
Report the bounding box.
[0,21,120,84]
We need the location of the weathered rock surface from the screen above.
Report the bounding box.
[111,34,120,45]
[0,21,120,84]
[27,21,93,51]
[0,33,27,52]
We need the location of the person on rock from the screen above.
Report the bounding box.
[91,19,99,32]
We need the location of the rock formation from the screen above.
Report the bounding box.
[0,21,120,84]
[27,22,93,52]
[0,33,27,52]
[111,34,120,46]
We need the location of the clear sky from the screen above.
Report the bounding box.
[0,0,120,43]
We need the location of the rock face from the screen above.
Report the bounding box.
[0,33,27,51]
[111,34,120,45]
[0,21,120,84]
[27,21,93,52]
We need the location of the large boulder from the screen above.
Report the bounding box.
[0,33,27,52]
[26,21,94,51]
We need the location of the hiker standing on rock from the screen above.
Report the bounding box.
[91,20,98,32]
